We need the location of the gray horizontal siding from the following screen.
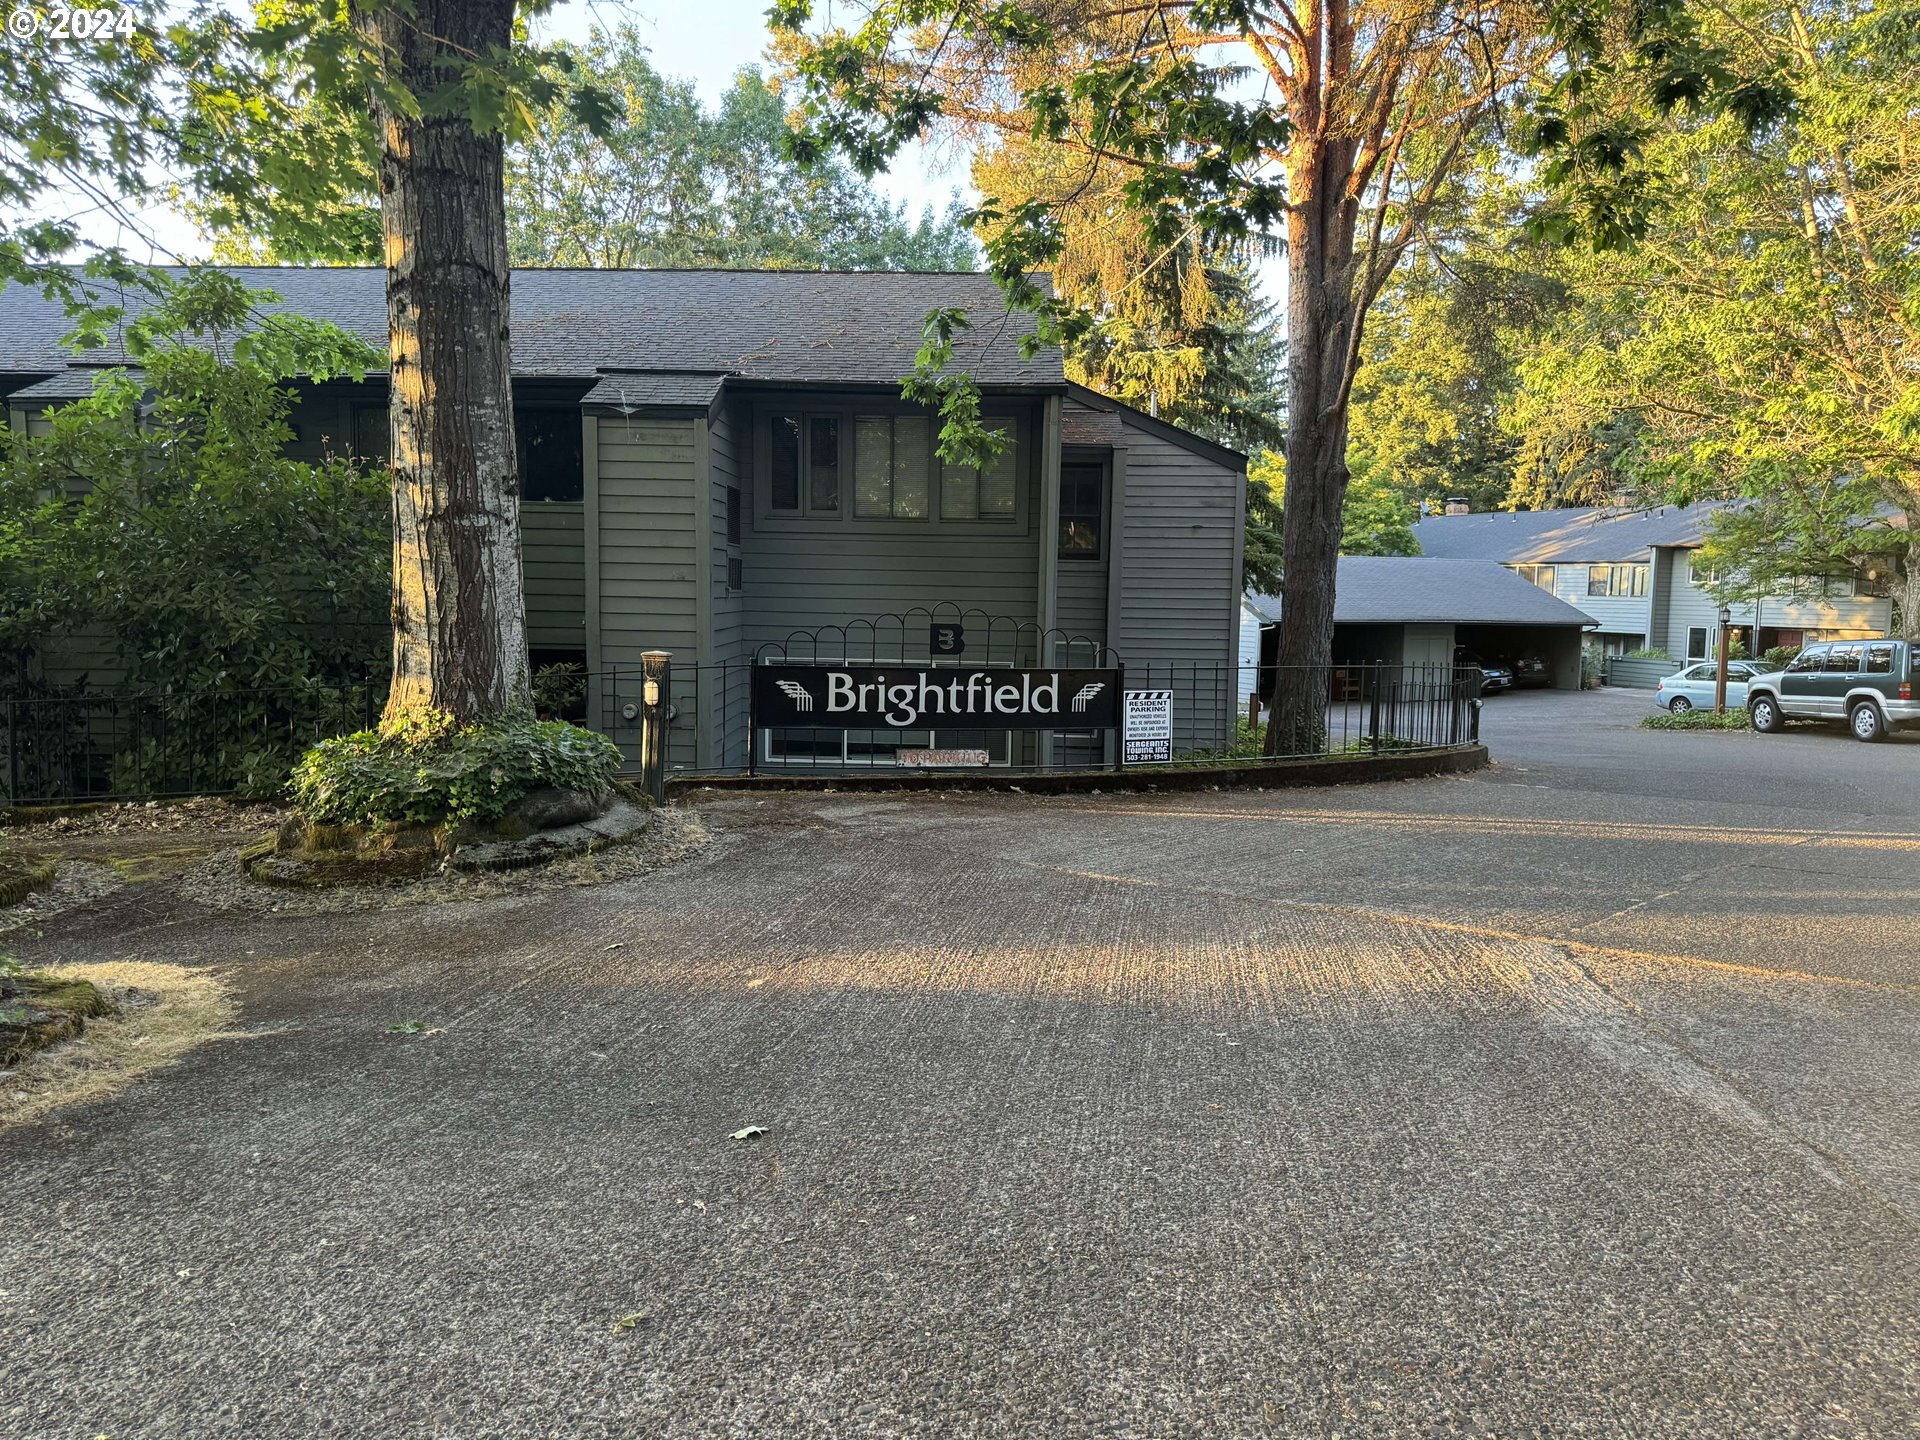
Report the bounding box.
[1546,564,1649,637]
[593,416,701,767]
[1111,417,1241,750]
[737,402,1043,657]
[1666,551,1891,641]
[521,503,585,650]
[707,404,750,769]
[1057,559,1107,648]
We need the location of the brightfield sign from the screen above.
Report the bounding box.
[754,665,1122,730]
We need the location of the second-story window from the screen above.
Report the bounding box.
[769,413,842,515]
[855,414,931,519]
[517,407,584,502]
[350,402,390,466]
[1587,563,1648,598]
[1058,462,1104,557]
[765,407,1022,522]
[939,427,1018,520]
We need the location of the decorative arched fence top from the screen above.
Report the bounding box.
[753,607,1117,671]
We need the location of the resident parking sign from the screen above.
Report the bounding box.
[1123,689,1173,764]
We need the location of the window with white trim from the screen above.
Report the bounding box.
[1587,563,1648,598]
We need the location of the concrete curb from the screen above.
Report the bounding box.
[668,744,1489,797]
[242,800,654,887]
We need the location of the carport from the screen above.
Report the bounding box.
[1243,556,1597,696]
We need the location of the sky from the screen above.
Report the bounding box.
[548,0,977,221]
[56,0,976,265]
[45,1,1280,312]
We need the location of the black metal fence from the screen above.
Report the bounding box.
[2,678,385,806]
[0,657,1481,806]
[653,658,1480,780]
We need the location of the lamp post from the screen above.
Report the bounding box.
[1714,604,1732,713]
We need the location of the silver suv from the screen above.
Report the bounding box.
[1746,639,1920,743]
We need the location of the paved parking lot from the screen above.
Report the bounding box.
[1478,682,1920,818]
[3,692,1916,1438]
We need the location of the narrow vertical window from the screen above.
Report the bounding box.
[726,485,741,544]
[808,416,840,512]
[855,416,892,516]
[981,438,1017,516]
[351,402,391,466]
[940,454,978,520]
[891,416,930,519]
[1058,462,1103,557]
[517,408,584,502]
[937,424,1016,520]
[770,415,801,511]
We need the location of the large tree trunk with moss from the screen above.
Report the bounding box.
[358,0,531,728]
[1265,132,1360,757]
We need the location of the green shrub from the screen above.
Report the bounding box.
[1186,715,1266,761]
[1333,735,1429,753]
[532,662,588,717]
[0,275,391,802]
[1623,646,1672,661]
[1761,645,1801,668]
[289,717,622,826]
[1640,708,1753,731]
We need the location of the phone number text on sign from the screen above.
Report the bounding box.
[7,7,139,41]
[1123,689,1173,765]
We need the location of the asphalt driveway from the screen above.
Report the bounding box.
[3,697,1917,1439]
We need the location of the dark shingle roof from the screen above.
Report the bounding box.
[0,266,1059,393]
[1412,504,1720,562]
[580,371,728,411]
[6,366,134,400]
[1246,557,1597,627]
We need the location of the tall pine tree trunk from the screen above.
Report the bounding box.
[1900,507,1920,639]
[358,0,531,728]
[1266,134,1360,756]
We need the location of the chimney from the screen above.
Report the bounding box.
[1444,496,1470,516]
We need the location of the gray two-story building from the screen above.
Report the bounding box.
[1413,504,1894,662]
[0,268,1248,771]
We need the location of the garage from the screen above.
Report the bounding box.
[1240,557,1598,707]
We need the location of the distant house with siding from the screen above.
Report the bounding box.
[1413,504,1894,662]
[0,268,1247,771]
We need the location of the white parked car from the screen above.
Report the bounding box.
[1654,660,1769,713]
